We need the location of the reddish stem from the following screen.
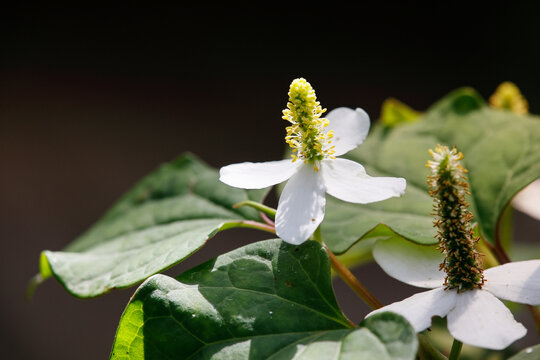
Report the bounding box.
[323,243,383,310]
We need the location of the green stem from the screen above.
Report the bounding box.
[417,334,448,360]
[233,200,276,218]
[448,339,463,360]
[220,220,276,234]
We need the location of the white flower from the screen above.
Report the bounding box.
[219,78,406,245]
[367,237,540,350]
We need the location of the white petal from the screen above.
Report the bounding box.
[373,237,445,288]
[512,179,540,220]
[321,158,406,204]
[447,289,527,350]
[275,164,326,245]
[366,287,457,332]
[219,159,300,189]
[483,260,540,305]
[325,107,370,156]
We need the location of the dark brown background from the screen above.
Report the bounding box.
[2,3,540,359]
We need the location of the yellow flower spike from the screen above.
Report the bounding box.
[282,78,334,165]
[489,81,529,115]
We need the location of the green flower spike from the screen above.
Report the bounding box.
[427,144,484,292]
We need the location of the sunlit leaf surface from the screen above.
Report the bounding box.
[35,154,267,298]
[111,239,418,360]
[323,88,540,253]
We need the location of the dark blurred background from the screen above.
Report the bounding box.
[2,3,540,359]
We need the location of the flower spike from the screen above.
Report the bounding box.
[489,81,529,115]
[283,78,335,166]
[427,145,484,291]
[369,145,540,350]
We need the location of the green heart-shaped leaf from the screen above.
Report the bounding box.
[323,88,540,253]
[32,154,268,298]
[111,239,418,360]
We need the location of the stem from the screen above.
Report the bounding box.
[494,239,511,264]
[417,334,448,360]
[260,212,275,226]
[220,220,276,234]
[476,238,499,269]
[233,200,276,218]
[322,242,383,310]
[481,234,509,266]
[491,213,511,264]
[448,339,463,360]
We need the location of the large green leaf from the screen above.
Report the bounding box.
[34,154,268,298]
[323,88,540,253]
[110,239,418,359]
